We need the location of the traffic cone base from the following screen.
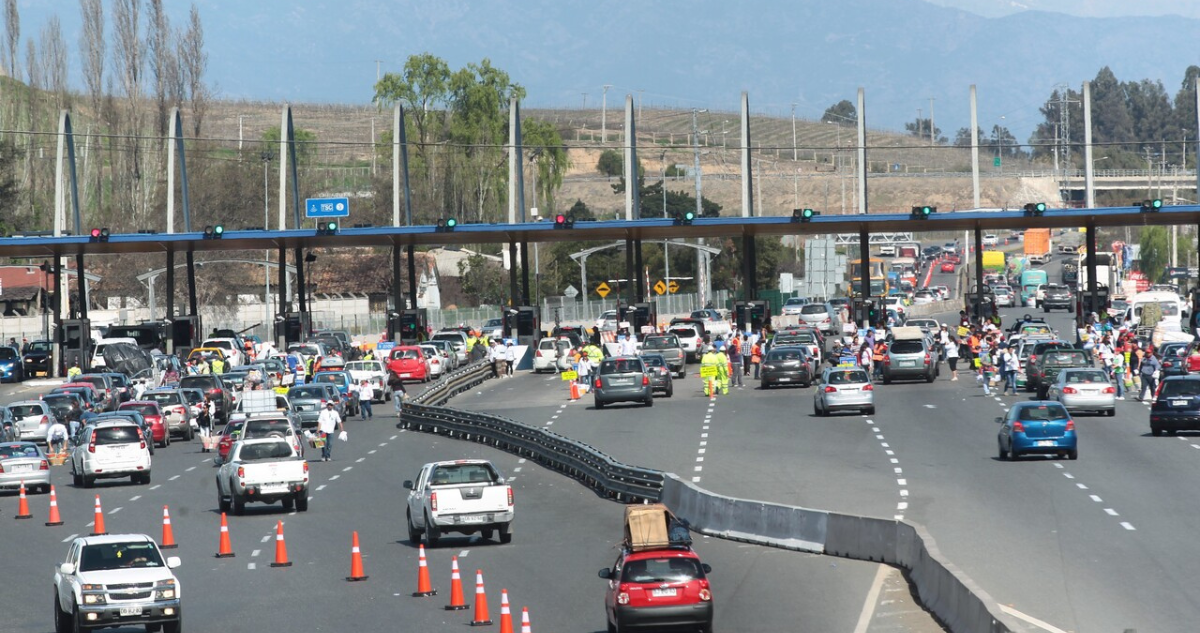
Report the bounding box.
[412,543,436,597]
[215,512,235,558]
[91,495,107,536]
[270,521,291,567]
[45,485,63,526]
[346,531,368,581]
[14,482,32,519]
[160,506,177,549]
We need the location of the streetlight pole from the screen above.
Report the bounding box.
[791,103,798,161]
[692,108,708,305]
[662,150,670,298]
[261,152,272,333]
[601,84,611,145]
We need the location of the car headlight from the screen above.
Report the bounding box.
[156,588,176,600]
[81,585,106,604]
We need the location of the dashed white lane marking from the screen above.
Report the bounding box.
[875,434,885,440]
[368,450,377,455]
[1053,463,1064,469]
[329,475,340,481]
[889,458,899,464]
[692,477,702,482]
[1104,508,1119,516]
[700,433,708,438]
[512,467,522,473]
[150,485,161,490]
[261,535,271,543]
[699,441,707,447]
[186,466,196,472]
[1120,522,1136,531]
[897,502,908,510]
[518,458,526,464]
[247,563,257,570]
[897,479,907,486]
[695,456,704,462]
[881,442,889,448]
[872,427,880,432]
[109,507,122,514]
[459,550,469,557]
[355,457,365,463]
[316,485,326,491]
[251,549,261,557]
[1192,444,1200,449]
[389,435,398,440]
[694,466,703,472]
[129,495,141,502]
[551,415,559,419]
[342,466,353,472]
[1076,483,1088,490]
[1063,473,1075,479]
[885,450,894,456]
[899,489,909,497]
[378,442,387,447]
[62,533,79,543]
[1089,495,1103,503]
[697,448,707,454]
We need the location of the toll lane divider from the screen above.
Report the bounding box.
[404,361,1018,632]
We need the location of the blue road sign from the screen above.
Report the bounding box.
[305,197,350,218]
[375,341,396,352]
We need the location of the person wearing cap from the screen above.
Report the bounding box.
[316,401,344,462]
[357,380,375,420]
[998,343,1018,395]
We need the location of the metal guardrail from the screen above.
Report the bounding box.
[402,361,665,503]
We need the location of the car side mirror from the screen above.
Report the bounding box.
[59,563,76,575]
[598,568,613,580]
[994,417,1004,424]
[166,556,181,569]
[403,480,414,490]
[702,563,713,574]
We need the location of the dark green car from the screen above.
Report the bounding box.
[1033,348,1092,399]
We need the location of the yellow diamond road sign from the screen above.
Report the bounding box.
[669,280,680,293]
[595,282,611,298]
[654,280,667,295]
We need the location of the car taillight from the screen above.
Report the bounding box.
[88,430,97,453]
[507,486,513,506]
[824,386,837,393]
[430,491,438,512]
[1164,362,1174,368]
[1012,421,1025,432]
[1066,420,1075,431]
[40,415,48,427]
[924,353,931,365]
[1103,386,1115,394]
[642,376,650,386]
[302,462,309,474]
[883,357,891,365]
[863,383,874,391]
[0,463,4,472]
[140,438,146,449]
[39,459,49,470]
[699,588,712,601]
[1155,383,1164,399]
[1062,387,1078,394]
[616,592,630,605]
[237,466,245,479]
[535,350,543,358]
[594,378,602,389]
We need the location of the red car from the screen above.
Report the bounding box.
[119,401,170,448]
[940,261,957,273]
[599,546,713,632]
[215,420,245,465]
[387,346,430,382]
[944,254,961,265]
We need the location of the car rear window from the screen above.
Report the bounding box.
[94,426,141,445]
[289,387,326,399]
[244,419,293,438]
[1015,404,1069,421]
[890,341,924,354]
[800,305,827,315]
[827,370,869,384]
[290,344,321,356]
[179,376,220,390]
[144,392,182,406]
[392,349,421,360]
[641,356,666,368]
[316,374,348,387]
[10,404,44,418]
[767,350,804,362]
[668,328,697,338]
[1064,370,1108,383]
[1045,351,1086,366]
[1160,380,1200,398]
[124,403,158,415]
[621,557,705,583]
[642,338,676,350]
[600,359,644,375]
[0,443,41,458]
[239,442,294,460]
[430,463,498,485]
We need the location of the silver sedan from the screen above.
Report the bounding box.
[814,366,875,416]
[1046,367,1116,416]
[0,441,50,492]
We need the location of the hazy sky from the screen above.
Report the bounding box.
[927,0,1200,19]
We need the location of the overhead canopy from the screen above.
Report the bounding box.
[1,204,1196,258]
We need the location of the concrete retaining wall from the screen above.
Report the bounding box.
[662,474,1019,633]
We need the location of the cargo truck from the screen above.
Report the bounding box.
[1024,228,1052,265]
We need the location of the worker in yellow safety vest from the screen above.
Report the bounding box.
[700,346,722,396]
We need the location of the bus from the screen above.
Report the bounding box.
[848,259,889,297]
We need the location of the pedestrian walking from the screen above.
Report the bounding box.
[316,401,344,462]
[390,372,407,418]
[741,331,753,376]
[858,343,872,373]
[729,336,744,387]
[357,380,375,420]
[945,336,960,381]
[504,340,517,377]
[1112,343,1126,400]
[197,395,214,451]
[750,339,763,380]
[1139,349,1161,402]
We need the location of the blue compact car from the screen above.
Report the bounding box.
[0,345,23,383]
[997,401,1077,461]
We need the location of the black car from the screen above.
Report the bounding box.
[178,374,233,423]
[1150,376,1200,436]
[1159,342,1191,378]
[42,392,86,427]
[21,340,53,377]
[639,354,675,397]
[1041,284,1073,312]
[760,347,815,388]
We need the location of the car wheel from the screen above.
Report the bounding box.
[1106,408,1115,417]
[997,442,1007,460]
[425,516,440,547]
[883,376,892,385]
[926,372,935,383]
[54,592,70,633]
[218,489,231,514]
[1043,305,1050,313]
[161,615,182,633]
[82,475,95,488]
[1067,306,1074,313]
[1068,449,1078,460]
[813,402,820,416]
[186,425,195,441]
[72,469,82,487]
[594,399,604,410]
[281,496,295,511]
[677,370,686,379]
[867,407,876,415]
[233,494,246,516]
[1152,426,1164,436]
[1008,445,1019,461]
[498,523,512,544]
[295,492,309,512]
[644,397,654,407]
[137,472,151,485]
[407,511,422,544]
[71,602,86,633]
[666,386,673,398]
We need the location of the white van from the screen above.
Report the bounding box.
[1126,291,1184,332]
[90,337,140,369]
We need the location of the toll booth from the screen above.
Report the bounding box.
[278,312,309,346]
[388,309,427,344]
[621,302,657,338]
[171,315,203,353]
[1076,285,1110,326]
[513,306,541,347]
[851,299,884,328]
[733,300,769,333]
[59,319,90,372]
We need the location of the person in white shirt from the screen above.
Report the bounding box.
[577,352,593,386]
[504,341,517,377]
[316,402,343,462]
[619,334,637,357]
[46,420,69,455]
[357,380,375,420]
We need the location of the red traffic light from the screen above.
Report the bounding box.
[555,214,566,224]
[90,228,102,238]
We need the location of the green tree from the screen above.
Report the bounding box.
[457,252,510,307]
[596,149,622,176]
[1138,226,1170,283]
[821,100,856,124]
[372,52,450,150]
[1125,78,1173,144]
[522,118,570,214]
[904,118,946,144]
[262,126,318,165]
[1172,65,1200,166]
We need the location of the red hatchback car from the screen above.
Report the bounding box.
[940,261,956,273]
[119,401,170,448]
[599,546,714,633]
[387,346,429,382]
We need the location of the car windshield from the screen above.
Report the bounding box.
[123,404,158,416]
[621,557,705,583]
[347,361,382,372]
[1015,404,1069,421]
[1065,370,1109,383]
[316,374,348,387]
[429,463,498,485]
[26,341,52,353]
[10,404,44,418]
[289,387,326,399]
[827,370,869,384]
[890,340,924,354]
[800,305,827,315]
[600,359,644,375]
[642,338,676,350]
[238,441,294,461]
[767,350,804,361]
[0,443,41,458]
[144,392,182,406]
[93,426,141,445]
[79,542,164,572]
[1160,380,1200,398]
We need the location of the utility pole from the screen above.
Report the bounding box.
[581,93,587,109]
[601,84,611,145]
[917,108,922,140]
[692,108,708,306]
[637,89,644,121]
[238,115,246,151]
[375,60,382,82]
[791,103,798,161]
[928,97,936,145]
[662,150,670,297]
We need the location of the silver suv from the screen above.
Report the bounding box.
[883,335,937,384]
[797,302,838,334]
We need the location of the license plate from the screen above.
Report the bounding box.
[119,606,143,617]
[1171,399,1189,407]
[11,463,32,472]
[400,373,411,378]
[900,361,916,367]
[778,377,791,382]
[841,387,858,392]
[610,379,633,386]
[260,484,288,494]
[460,515,485,524]
[651,588,677,597]
[1037,440,1055,447]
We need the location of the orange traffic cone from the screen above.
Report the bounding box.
[91,495,107,535]
[520,606,531,633]
[708,378,716,401]
[215,512,235,558]
[270,521,291,567]
[160,506,177,549]
[14,481,31,519]
[346,531,368,581]
[412,543,436,596]
[445,555,468,610]
[569,381,580,400]
[45,485,63,526]
[469,569,492,626]
[498,589,514,633]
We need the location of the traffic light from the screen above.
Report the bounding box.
[674,210,695,226]
[910,205,935,219]
[554,213,575,229]
[203,224,224,239]
[317,220,339,235]
[792,208,818,223]
[89,228,110,242]
[1139,199,1163,212]
[436,218,457,232]
[1023,202,1047,217]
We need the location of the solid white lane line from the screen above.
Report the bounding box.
[852,564,891,633]
[1120,522,1136,531]
[1104,508,1118,516]
[996,605,1071,633]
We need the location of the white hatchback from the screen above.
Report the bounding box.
[70,421,152,487]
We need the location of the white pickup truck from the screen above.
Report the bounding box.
[53,534,182,633]
[216,437,309,515]
[404,459,514,547]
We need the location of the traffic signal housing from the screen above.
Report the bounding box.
[203,225,224,239]
[1023,202,1047,217]
[674,210,695,226]
[554,213,575,229]
[793,208,818,223]
[317,221,339,235]
[436,218,457,232]
[910,205,935,219]
[1139,199,1163,212]
[89,228,110,242]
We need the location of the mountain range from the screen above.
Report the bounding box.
[16,0,1200,140]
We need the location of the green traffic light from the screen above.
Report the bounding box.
[1035,202,1047,212]
[684,211,695,221]
[921,206,932,215]
[446,218,457,227]
[213,224,224,235]
[802,208,814,218]
[1152,199,1163,209]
